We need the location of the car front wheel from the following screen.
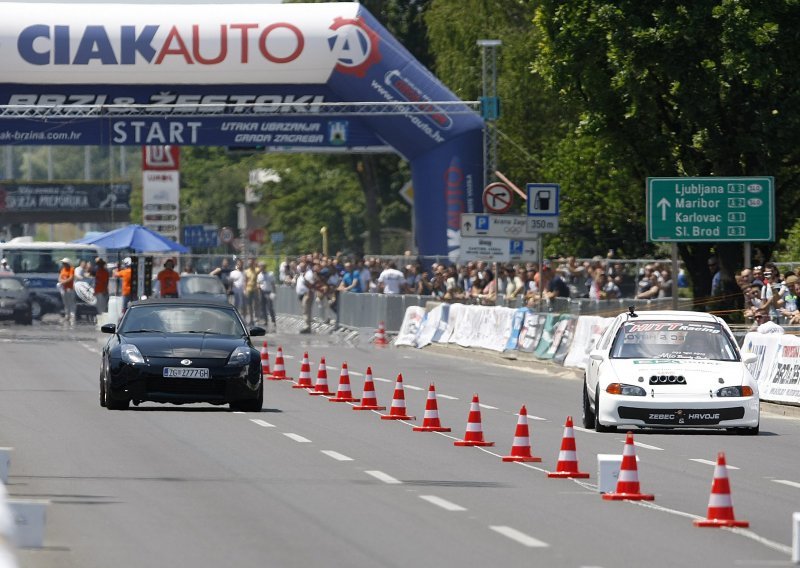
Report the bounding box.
[231,383,263,412]
[582,379,596,429]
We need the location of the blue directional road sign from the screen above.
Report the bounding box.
[509,240,524,255]
[183,224,219,248]
[476,215,490,231]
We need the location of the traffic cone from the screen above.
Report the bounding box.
[374,321,388,346]
[260,341,275,380]
[309,357,334,396]
[380,373,415,420]
[413,384,451,432]
[693,452,749,528]
[292,352,313,389]
[353,367,386,411]
[329,362,360,403]
[602,431,654,501]
[454,394,494,447]
[547,416,590,478]
[271,346,291,381]
[501,405,541,462]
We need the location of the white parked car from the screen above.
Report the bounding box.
[583,308,759,435]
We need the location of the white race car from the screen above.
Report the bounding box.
[583,308,759,435]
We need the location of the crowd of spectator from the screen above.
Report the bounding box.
[723,259,800,328]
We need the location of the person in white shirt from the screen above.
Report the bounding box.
[257,262,277,330]
[295,262,317,333]
[378,262,407,294]
[229,259,246,311]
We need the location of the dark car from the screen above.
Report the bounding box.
[0,275,34,325]
[100,299,265,411]
[177,274,229,303]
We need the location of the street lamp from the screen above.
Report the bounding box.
[320,226,328,256]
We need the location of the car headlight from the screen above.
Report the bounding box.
[228,346,251,366]
[606,383,647,396]
[716,386,754,397]
[120,344,145,365]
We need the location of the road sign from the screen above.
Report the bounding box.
[526,183,560,216]
[647,177,774,242]
[482,182,514,214]
[461,213,558,237]
[183,224,219,248]
[459,237,538,262]
[219,226,235,244]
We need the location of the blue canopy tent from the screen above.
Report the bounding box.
[74,225,188,253]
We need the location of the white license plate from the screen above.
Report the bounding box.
[163,367,210,379]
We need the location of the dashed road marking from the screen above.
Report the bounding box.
[374,377,392,383]
[572,426,598,434]
[321,450,353,462]
[773,479,800,489]
[365,470,402,484]
[438,394,459,400]
[479,404,498,410]
[526,414,547,421]
[405,385,424,391]
[283,433,312,443]
[690,458,739,470]
[251,419,275,428]
[489,526,549,548]
[632,441,664,451]
[419,495,466,512]
[350,371,363,377]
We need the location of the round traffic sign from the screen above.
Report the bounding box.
[482,182,514,214]
[219,227,235,244]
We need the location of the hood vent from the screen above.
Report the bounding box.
[649,375,686,385]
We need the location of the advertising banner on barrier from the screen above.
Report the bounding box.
[395,306,425,347]
[432,303,451,344]
[759,334,800,404]
[553,316,578,365]
[505,308,529,352]
[534,314,559,359]
[415,303,443,348]
[517,312,546,353]
[563,316,614,369]
[742,332,783,393]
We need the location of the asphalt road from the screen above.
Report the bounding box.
[1,319,799,567]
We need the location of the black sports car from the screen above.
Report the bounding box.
[0,275,34,325]
[100,299,265,411]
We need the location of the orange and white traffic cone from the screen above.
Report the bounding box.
[501,405,541,462]
[374,321,388,346]
[271,346,290,381]
[260,341,275,380]
[413,384,451,432]
[329,362,360,403]
[353,367,386,411]
[309,357,334,396]
[380,373,415,420]
[292,352,313,389]
[454,394,494,447]
[547,416,589,478]
[693,452,749,528]
[603,431,654,501]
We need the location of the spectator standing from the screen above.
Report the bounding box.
[114,257,134,312]
[708,256,722,297]
[338,261,362,293]
[257,261,277,331]
[358,259,372,294]
[0,257,12,274]
[93,257,109,314]
[74,260,88,283]
[296,261,317,333]
[229,259,246,312]
[480,269,497,305]
[545,266,572,301]
[156,258,180,298]
[244,258,260,325]
[377,262,407,294]
[58,257,76,325]
[210,258,233,299]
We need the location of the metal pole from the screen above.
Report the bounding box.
[477,39,501,190]
[744,242,752,269]
[671,242,679,311]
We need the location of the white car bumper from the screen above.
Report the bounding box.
[598,394,760,429]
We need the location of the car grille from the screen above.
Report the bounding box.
[145,377,227,397]
[649,375,686,385]
[618,406,744,425]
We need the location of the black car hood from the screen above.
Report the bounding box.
[122,334,244,359]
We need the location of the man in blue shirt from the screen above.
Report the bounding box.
[338,261,362,293]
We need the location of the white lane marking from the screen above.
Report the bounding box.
[489,526,549,548]
[419,495,466,512]
[321,450,353,462]
[374,377,392,383]
[283,433,312,443]
[632,441,664,451]
[365,470,402,484]
[526,414,547,421]
[350,371,363,377]
[690,458,739,470]
[773,479,800,489]
[251,419,275,428]
[405,385,424,391]
[479,403,498,410]
[572,426,598,434]
[438,394,458,400]
[80,343,101,354]
[232,411,245,414]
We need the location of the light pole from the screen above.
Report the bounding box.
[320,226,328,256]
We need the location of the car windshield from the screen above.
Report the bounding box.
[180,277,225,295]
[119,304,245,336]
[0,278,24,292]
[609,320,738,361]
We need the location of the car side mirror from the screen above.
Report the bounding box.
[101,323,116,334]
[589,350,605,362]
[249,326,266,337]
[742,352,758,365]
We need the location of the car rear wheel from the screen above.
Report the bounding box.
[582,379,596,429]
[731,425,759,436]
[594,389,616,433]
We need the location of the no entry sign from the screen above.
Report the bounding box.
[482,182,514,214]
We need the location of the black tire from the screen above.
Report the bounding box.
[231,382,263,412]
[594,389,617,433]
[104,374,129,410]
[732,424,759,436]
[30,299,42,320]
[582,379,596,429]
[99,372,107,408]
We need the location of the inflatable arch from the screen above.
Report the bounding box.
[0,2,484,259]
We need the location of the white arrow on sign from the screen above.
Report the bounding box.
[657,198,671,221]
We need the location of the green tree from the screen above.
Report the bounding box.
[533,1,800,305]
